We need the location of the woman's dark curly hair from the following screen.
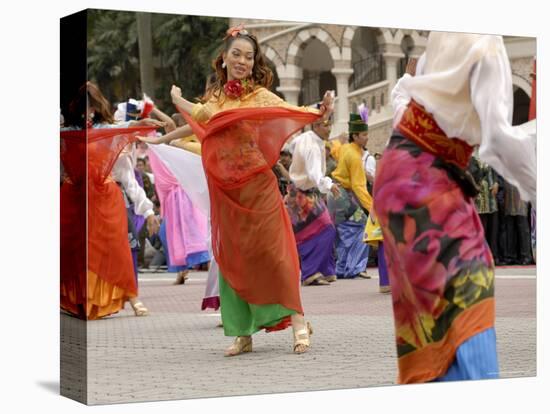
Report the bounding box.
[202,32,273,102]
[65,81,114,127]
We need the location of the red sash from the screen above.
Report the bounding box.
[397,99,474,169]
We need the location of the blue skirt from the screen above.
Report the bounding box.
[334,221,370,278]
[434,327,499,381]
[159,221,209,273]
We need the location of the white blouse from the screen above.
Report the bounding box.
[362,150,377,178]
[111,143,155,219]
[391,33,536,204]
[289,130,333,194]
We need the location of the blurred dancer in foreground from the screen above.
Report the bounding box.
[374,33,536,383]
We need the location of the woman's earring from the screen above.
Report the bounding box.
[222,61,226,69]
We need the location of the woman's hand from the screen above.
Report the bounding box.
[137,124,193,146]
[171,85,182,103]
[405,58,418,76]
[170,86,195,115]
[130,118,166,128]
[137,135,161,145]
[320,90,335,120]
[164,119,177,133]
[330,183,341,198]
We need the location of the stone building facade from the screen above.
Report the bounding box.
[229,18,536,155]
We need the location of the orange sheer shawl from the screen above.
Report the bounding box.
[181,108,320,313]
[60,127,156,319]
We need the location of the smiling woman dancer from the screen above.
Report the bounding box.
[140,25,334,356]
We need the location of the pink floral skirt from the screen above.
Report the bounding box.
[373,133,496,383]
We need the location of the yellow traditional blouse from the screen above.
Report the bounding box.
[189,86,320,185]
[191,86,318,123]
[331,142,373,212]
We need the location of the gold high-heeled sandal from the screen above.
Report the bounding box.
[131,301,149,316]
[293,321,313,354]
[224,336,252,357]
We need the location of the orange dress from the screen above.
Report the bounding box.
[60,126,156,319]
[180,87,320,334]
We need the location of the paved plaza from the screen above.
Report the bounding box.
[60,267,537,405]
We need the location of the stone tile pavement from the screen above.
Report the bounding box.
[60,267,536,405]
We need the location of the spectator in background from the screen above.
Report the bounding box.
[273,148,292,197]
[136,157,158,270]
[113,96,165,276]
[136,157,154,196]
[172,112,186,127]
[363,148,380,269]
[471,155,499,262]
[501,179,534,265]
[138,156,157,201]
[495,173,507,265]
[362,149,377,198]
[142,156,154,180]
[135,141,148,159]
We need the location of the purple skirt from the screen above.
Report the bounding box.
[285,185,336,280]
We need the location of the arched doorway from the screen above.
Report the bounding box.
[349,27,384,90]
[513,87,530,126]
[398,34,415,78]
[265,59,283,99]
[298,38,336,106]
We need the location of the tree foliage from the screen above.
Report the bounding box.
[87,10,228,113]
[87,10,141,104]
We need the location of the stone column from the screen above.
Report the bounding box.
[276,75,302,106]
[382,52,404,94]
[275,64,303,106]
[331,67,354,136]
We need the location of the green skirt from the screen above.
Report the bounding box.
[219,272,296,336]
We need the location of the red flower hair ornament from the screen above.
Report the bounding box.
[224,23,248,40]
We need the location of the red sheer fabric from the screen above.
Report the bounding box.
[60,126,156,319]
[181,108,319,313]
